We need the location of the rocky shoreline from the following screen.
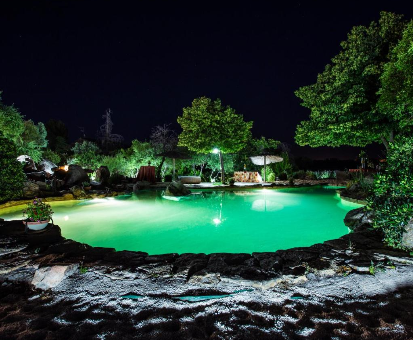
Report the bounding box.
[1,212,413,339]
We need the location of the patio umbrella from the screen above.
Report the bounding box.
[156,150,192,181]
[249,148,283,182]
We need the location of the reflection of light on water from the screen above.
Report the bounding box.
[64,215,69,221]
[213,218,221,225]
[251,199,284,212]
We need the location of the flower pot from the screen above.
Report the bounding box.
[26,219,50,231]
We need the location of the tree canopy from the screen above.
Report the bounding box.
[177,97,253,154]
[378,20,413,138]
[177,97,252,182]
[295,12,407,150]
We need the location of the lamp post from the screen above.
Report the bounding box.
[213,148,225,183]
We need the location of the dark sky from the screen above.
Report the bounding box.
[1,1,413,159]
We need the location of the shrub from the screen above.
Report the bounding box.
[367,136,413,248]
[261,167,275,182]
[42,149,61,165]
[305,171,317,180]
[278,172,288,180]
[0,133,26,203]
[108,173,124,186]
[293,170,306,179]
[313,170,336,179]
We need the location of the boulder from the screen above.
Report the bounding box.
[252,252,283,271]
[70,185,87,199]
[133,181,151,192]
[32,264,79,290]
[344,207,373,232]
[172,253,209,279]
[22,181,40,198]
[17,155,37,172]
[402,219,413,250]
[164,181,191,196]
[64,165,89,187]
[96,166,110,186]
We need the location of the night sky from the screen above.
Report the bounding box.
[1,1,413,159]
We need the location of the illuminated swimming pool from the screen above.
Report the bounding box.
[0,187,361,254]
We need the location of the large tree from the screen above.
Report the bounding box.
[377,20,413,142]
[295,12,406,151]
[0,93,48,161]
[177,97,253,183]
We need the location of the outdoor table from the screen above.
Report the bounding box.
[137,166,156,183]
[233,171,262,183]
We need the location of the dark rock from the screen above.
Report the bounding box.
[96,166,110,186]
[17,155,37,172]
[46,240,91,255]
[80,247,116,262]
[104,250,148,266]
[209,253,251,266]
[26,225,63,245]
[133,181,151,191]
[64,165,89,187]
[252,252,283,271]
[344,207,373,232]
[22,181,40,198]
[236,266,268,280]
[164,181,191,196]
[284,264,306,276]
[145,253,179,264]
[277,248,320,265]
[70,185,87,199]
[172,253,209,279]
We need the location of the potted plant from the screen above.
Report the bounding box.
[23,198,54,230]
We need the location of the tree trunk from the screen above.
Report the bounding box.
[219,151,225,183]
[381,130,394,153]
[156,156,165,181]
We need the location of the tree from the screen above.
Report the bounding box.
[0,132,26,203]
[150,124,178,180]
[378,20,413,139]
[177,97,253,182]
[0,92,25,145]
[71,140,102,169]
[295,12,406,151]
[20,120,48,162]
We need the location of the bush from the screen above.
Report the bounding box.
[108,173,124,186]
[278,172,288,180]
[314,170,336,179]
[225,177,235,186]
[42,149,61,165]
[293,170,306,179]
[305,171,317,180]
[367,136,413,248]
[0,133,26,203]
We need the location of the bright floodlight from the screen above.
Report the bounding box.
[212,148,219,154]
[213,218,221,224]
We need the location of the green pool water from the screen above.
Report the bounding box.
[0,187,361,255]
